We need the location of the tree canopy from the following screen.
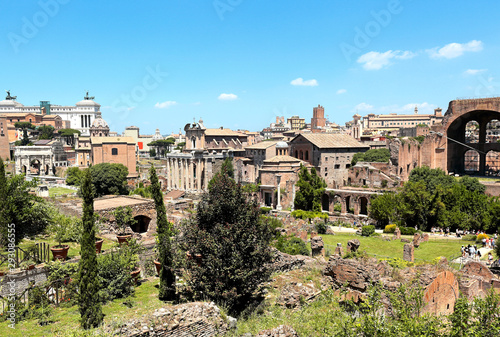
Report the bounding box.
[37,125,55,140]
[351,148,390,166]
[89,163,129,197]
[370,167,496,231]
[294,165,327,212]
[183,163,274,313]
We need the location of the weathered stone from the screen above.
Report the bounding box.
[326,227,336,235]
[277,281,320,308]
[311,236,324,257]
[268,248,316,273]
[298,230,308,242]
[422,233,429,242]
[462,261,495,281]
[394,227,401,239]
[310,231,318,239]
[403,243,414,262]
[256,325,299,337]
[413,233,421,248]
[346,239,360,253]
[401,238,410,243]
[323,256,380,291]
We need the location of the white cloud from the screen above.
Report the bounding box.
[464,69,487,75]
[336,89,347,95]
[353,103,374,112]
[357,50,416,70]
[427,40,483,59]
[154,101,177,109]
[218,93,238,101]
[290,78,318,86]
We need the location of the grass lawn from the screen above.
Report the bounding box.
[319,233,464,262]
[48,187,77,197]
[0,278,166,337]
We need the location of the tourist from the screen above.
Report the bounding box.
[469,245,475,259]
[488,252,494,266]
[477,250,481,262]
[461,245,465,258]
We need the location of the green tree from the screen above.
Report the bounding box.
[183,164,274,313]
[351,148,390,166]
[112,206,136,235]
[149,165,176,300]
[0,163,51,245]
[90,163,129,197]
[37,125,55,140]
[77,168,103,329]
[149,148,156,157]
[66,167,84,186]
[369,192,399,226]
[58,128,81,146]
[408,166,454,195]
[15,122,35,146]
[294,165,326,212]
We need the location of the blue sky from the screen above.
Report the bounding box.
[1,0,499,135]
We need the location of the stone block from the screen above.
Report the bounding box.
[347,239,361,253]
[403,243,414,262]
[422,233,429,242]
[394,227,401,239]
[311,236,325,257]
[401,238,410,243]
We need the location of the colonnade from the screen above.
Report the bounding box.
[166,156,207,192]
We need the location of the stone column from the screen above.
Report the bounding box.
[188,159,193,191]
[197,159,202,191]
[341,197,347,215]
[180,158,184,190]
[276,174,282,211]
[167,159,171,190]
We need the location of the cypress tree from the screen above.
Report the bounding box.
[78,168,103,329]
[149,165,175,300]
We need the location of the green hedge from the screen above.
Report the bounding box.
[260,207,272,214]
[361,225,375,237]
[400,227,416,236]
[291,209,328,220]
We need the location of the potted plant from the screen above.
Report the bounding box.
[20,259,36,270]
[49,215,73,261]
[95,237,104,254]
[113,206,136,245]
[121,238,143,284]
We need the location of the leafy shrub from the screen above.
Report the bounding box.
[384,224,397,233]
[291,209,328,220]
[333,203,341,212]
[476,233,489,244]
[274,236,309,256]
[316,222,327,234]
[400,227,416,236]
[462,234,476,241]
[97,249,135,302]
[380,258,413,269]
[361,225,375,237]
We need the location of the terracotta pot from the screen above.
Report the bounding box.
[50,245,69,261]
[0,271,5,276]
[95,238,104,254]
[130,268,141,285]
[117,234,132,246]
[154,260,162,276]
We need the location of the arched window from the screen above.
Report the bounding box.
[464,150,480,172]
[191,136,196,149]
[112,148,118,155]
[295,150,298,158]
[486,151,500,176]
[305,151,309,161]
[465,121,479,143]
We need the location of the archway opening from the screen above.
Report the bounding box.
[45,164,49,175]
[346,196,352,214]
[359,197,368,215]
[333,195,342,213]
[322,194,329,212]
[464,150,480,173]
[132,215,151,233]
[486,119,500,143]
[486,151,500,176]
[30,159,41,175]
[465,120,479,143]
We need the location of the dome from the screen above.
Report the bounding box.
[91,117,109,128]
[276,141,289,148]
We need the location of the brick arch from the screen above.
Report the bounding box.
[324,189,380,216]
[422,271,459,315]
[442,99,500,175]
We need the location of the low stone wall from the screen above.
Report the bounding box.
[0,266,48,297]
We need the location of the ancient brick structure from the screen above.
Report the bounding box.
[422,271,459,315]
[0,116,10,160]
[322,188,381,216]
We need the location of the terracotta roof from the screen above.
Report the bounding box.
[165,190,185,200]
[245,140,279,149]
[205,128,244,137]
[264,155,303,163]
[293,133,368,149]
[91,136,136,144]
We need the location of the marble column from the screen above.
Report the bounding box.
[276,175,282,211]
[197,159,202,191]
[167,159,171,190]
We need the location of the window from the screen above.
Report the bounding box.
[334,164,340,169]
[112,148,118,155]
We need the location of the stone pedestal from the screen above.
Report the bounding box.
[394,227,401,240]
